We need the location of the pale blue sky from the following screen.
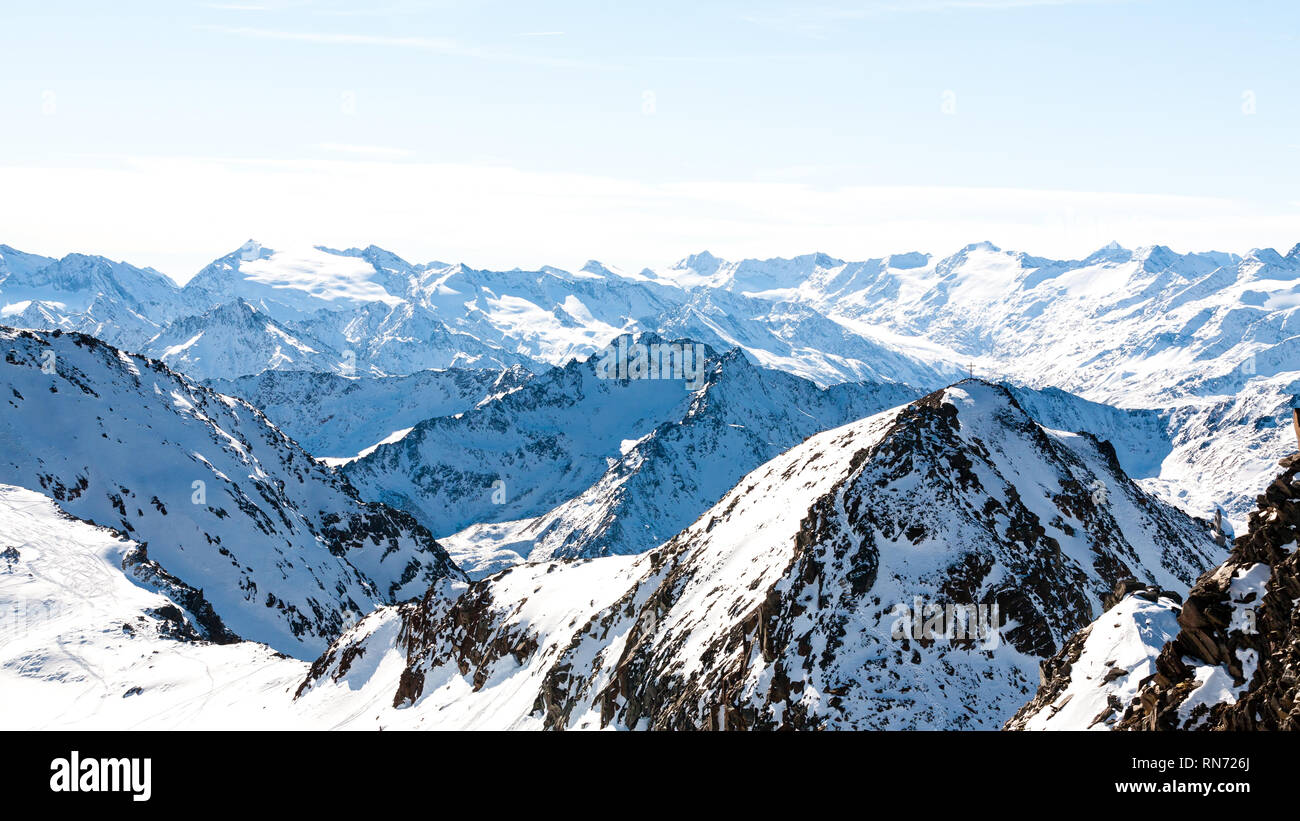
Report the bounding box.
[2,0,1297,280]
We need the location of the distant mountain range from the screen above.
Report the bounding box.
[8,237,1295,526]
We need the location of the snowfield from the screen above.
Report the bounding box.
[0,484,308,730]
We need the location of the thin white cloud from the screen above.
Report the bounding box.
[744,0,1129,33]
[200,25,613,69]
[201,0,317,10]
[0,154,1294,283]
[316,143,414,158]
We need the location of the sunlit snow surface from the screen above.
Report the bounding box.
[0,485,308,730]
[1018,595,1182,730]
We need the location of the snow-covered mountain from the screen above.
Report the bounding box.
[208,365,533,461]
[4,240,957,386]
[0,327,463,657]
[342,334,726,538]
[293,383,1221,729]
[752,240,1300,526]
[4,237,1296,534]
[281,300,541,376]
[437,344,920,576]
[142,299,351,381]
[0,246,192,351]
[343,334,921,574]
[0,247,184,321]
[183,241,409,318]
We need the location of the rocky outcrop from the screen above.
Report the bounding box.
[1005,578,1184,731]
[1115,454,1300,730]
[1011,454,1300,731]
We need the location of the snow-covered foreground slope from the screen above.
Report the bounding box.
[296,383,1221,729]
[1005,584,1183,730]
[208,365,532,461]
[347,335,920,575]
[0,327,463,658]
[1013,450,1300,731]
[0,484,309,730]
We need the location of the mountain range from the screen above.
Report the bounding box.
[5,237,1297,530]
[1,236,1297,730]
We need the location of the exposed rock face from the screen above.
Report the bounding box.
[1004,579,1184,731]
[295,382,1221,729]
[1010,454,1300,731]
[1117,454,1300,730]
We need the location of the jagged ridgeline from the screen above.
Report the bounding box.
[0,327,463,658]
[341,332,922,575]
[294,383,1221,729]
[1010,445,1300,731]
[5,239,1300,529]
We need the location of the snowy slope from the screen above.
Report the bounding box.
[1005,587,1183,730]
[296,382,1221,729]
[439,350,919,576]
[0,483,310,729]
[208,365,533,460]
[279,300,541,377]
[142,300,349,381]
[183,241,407,317]
[0,327,463,658]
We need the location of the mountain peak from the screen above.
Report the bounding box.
[885,251,930,269]
[1247,246,1285,264]
[236,239,270,262]
[1082,240,1132,264]
[676,250,723,272]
